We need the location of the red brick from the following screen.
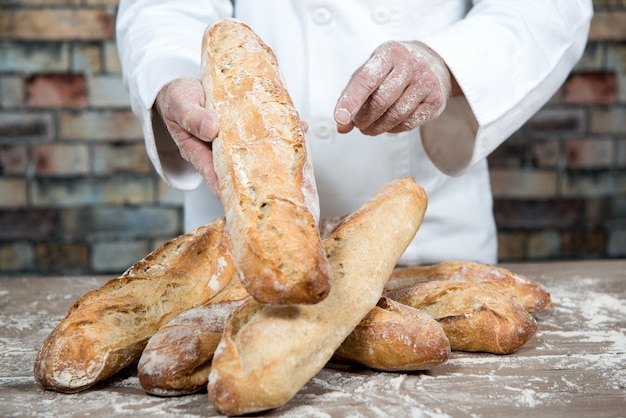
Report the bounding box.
[88,74,130,107]
[11,1,82,5]
[35,242,90,272]
[590,107,626,135]
[0,242,33,272]
[607,43,626,73]
[72,42,102,73]
[33,143,90,176]
[0,178,27,208]
[91,240,150,273]
[532,139,561,168]
[85,0,119,5]
[62,207,179,239]
[487,135,527,168]
[589,11,626,41]
[494,199,585,229]
[26,74,86,108]
[59,110,142,141]
[103,41,121,72]
[0,75,24,108]
[527,230,561,259]
[565,138,614,169]
[0,112,54,142]
[592,0,626,11]
[490,169,558,198]
[522,108,586,136]
[585,198,613,226]
[0,209,59,240]
[497,231,527,261]
[562,72,617,104]
[560,171,619,197]
[573,42,606,72]
[158,180,184,205]
[0,9,115,41]
[0,145,28,175]
[561,230,607,258]
[30,176,155,207]
[92,143,151,175]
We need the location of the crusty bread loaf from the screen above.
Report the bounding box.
[386,261,551,313]
[138,278,250,396]
[34,218,236,393]
[385,281,537,354]
[333,297,450,371]
[138,286,446,396]
[201,18,331,305]
[208,177,428,415]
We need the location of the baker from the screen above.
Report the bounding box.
[116,0,592,266]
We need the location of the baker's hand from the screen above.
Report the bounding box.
[334,41,452,136]
[155,78,221,197]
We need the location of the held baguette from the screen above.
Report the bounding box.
[138,278,250,396]
[208,177,428,416]
[202,18,331,305]
[386,261,552,313]
[34,218,236,393]
[333,297,450,371]
[384,281,537,354]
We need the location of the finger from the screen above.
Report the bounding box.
[177,136,221,198]
[336,120,355,134]
[159,79,220,142]
[181,106,220,142]
[360,79,427,135]
[352,66,411,133]
[334,47,393,127]
[198,147,221,199]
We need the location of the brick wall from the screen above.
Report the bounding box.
[0,0,182,275]
[0,1,624,275]
[491,0,626,261]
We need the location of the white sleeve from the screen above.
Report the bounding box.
[116,0,233,190]
[419,0,593,176]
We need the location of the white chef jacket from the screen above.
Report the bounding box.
[116,0,592,265]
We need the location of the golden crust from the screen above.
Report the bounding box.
[385,281,538,354]
[208,177,428,415]
[202,18,331,305]
[137,277,250,396]
[34,218,236,393]
[387,261,552,313]
[334,297,450,371]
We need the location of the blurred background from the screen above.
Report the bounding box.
[0,0,625,276]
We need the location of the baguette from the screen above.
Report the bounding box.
[138,278,250,396]
[138,288,446,396]
[333,297,450,371]
[208,177,428,415]
[384,281,537,354]
[202,18,331,305]
[386,261,551,313]
[34,218,236,393]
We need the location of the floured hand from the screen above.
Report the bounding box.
[334,41,452,136]
[155,78,221,197]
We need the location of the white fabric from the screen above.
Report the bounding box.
[116,0,592,265]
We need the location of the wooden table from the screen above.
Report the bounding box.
[1,260,624,417]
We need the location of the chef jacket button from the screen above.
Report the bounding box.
[314,120,333,139]
[312,7,332,25]
[371,7,391,24]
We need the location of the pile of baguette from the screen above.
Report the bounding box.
[34,19,551,416]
